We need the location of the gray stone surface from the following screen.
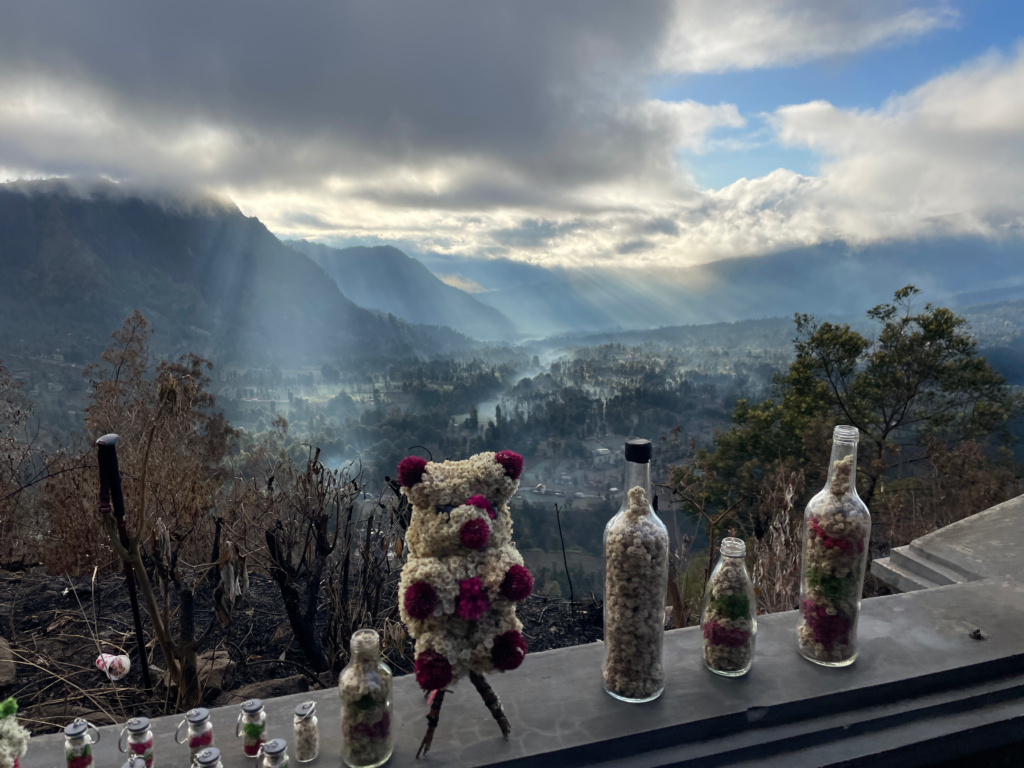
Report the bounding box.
[19,578,1024,768]
[873,494,1024,593]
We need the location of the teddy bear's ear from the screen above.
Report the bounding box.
[397,456,429,487]
[494,450,523,481]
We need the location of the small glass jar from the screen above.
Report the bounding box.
[64,719,100,768]
[340,628,394,768]
[176,708,214,763]
[121,757,144,768]
[602,438,669,703]
[701,537,757,677]
[258,739,289,768]
[797,426,871,667]
[237,699,268,758]
[192,747,223,768]
[293,701,320,763]
[119,716,154,768]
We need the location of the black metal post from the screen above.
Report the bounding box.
[96,434,153,691]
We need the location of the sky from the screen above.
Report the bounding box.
[1,0,1023,291]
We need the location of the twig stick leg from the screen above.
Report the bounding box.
[470,671,511,739]
[417,688,447,758]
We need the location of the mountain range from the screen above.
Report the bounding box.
[286,241,513,341]
[472,237,1024,337]
[0,180,474,366]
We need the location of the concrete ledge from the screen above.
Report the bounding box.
[20,579,1024,768]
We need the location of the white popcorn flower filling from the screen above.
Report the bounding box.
[603,486,669,700]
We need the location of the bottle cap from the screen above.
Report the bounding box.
[264,739,287,756]
[241,699,264,714]
[126,717,150,733]
[195,747,221,766]
[624,438,652,464]
[64,719,89,738]
[187,708,210,725]
[294,700,317,719]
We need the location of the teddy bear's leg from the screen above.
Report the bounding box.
[416,688,447,759]
[470,671,511,739]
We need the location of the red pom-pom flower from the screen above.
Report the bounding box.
[459,518,490,550]
[456,577,490,621]
[397,456,428,488]
[403,581,440,620]
[466,494,496,520]
[491,630,527,671]
[494,450,523,480]
[499,564,533,601]
[414,650,453,690]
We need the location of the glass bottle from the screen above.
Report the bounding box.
[119,716,154,768]
[192,747,223,768]
[237,699,268,758]
[176,708,214,763]
[64,719,100,768]
[701,537,757,676]
[258,739,290,768]
[602,438,669,703]
[797,425,871,667]
[293,701,320,763]
[340,628,394,768]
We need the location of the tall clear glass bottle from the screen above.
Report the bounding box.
[797,425,871,667]
[602,438,669,702]
[339,628,393,768]
[701,537,757,676]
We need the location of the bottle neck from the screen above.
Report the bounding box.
[623,461,651,507]
[825,438,858,497]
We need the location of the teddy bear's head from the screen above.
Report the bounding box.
[397,451,523,559]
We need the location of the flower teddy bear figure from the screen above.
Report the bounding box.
[0,698,30,768]
[396,450,533,756]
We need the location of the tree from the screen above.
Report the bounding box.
[682,287,1023,545]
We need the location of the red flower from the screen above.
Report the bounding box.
[465,494,496,519]
[492,630,528,671]
[456,577,490,620]
[500,565,533,601]
[494,450,524,480]
[703,620,750,648]
[414,650,453,690]
[397,456,428,487]
[404,581,440,620]
[244,742,263,756]
[188,731,213,749]
[459,518,490,550]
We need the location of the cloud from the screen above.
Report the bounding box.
[766,42,1024,240]
[0,1,993,273]
[437,274,489,294]
[658,1,959,74]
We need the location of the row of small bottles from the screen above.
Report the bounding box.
[603,426,871,699]
[63,699,314,768]
[63,628,394,768]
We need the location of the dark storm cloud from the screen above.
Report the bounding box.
[0,1,677,192]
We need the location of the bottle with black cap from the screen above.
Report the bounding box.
[601,437,669,703]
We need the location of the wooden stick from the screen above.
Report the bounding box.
[470,671,511,739]
[416,688,447,758]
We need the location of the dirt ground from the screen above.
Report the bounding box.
[0,567,604,735]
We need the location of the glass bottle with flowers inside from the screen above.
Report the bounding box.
[602,438,669,703]
[797,425,871,667]
[701,536,756,676]
[339,628,393,768]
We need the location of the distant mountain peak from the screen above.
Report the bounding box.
[286,240,519,342]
